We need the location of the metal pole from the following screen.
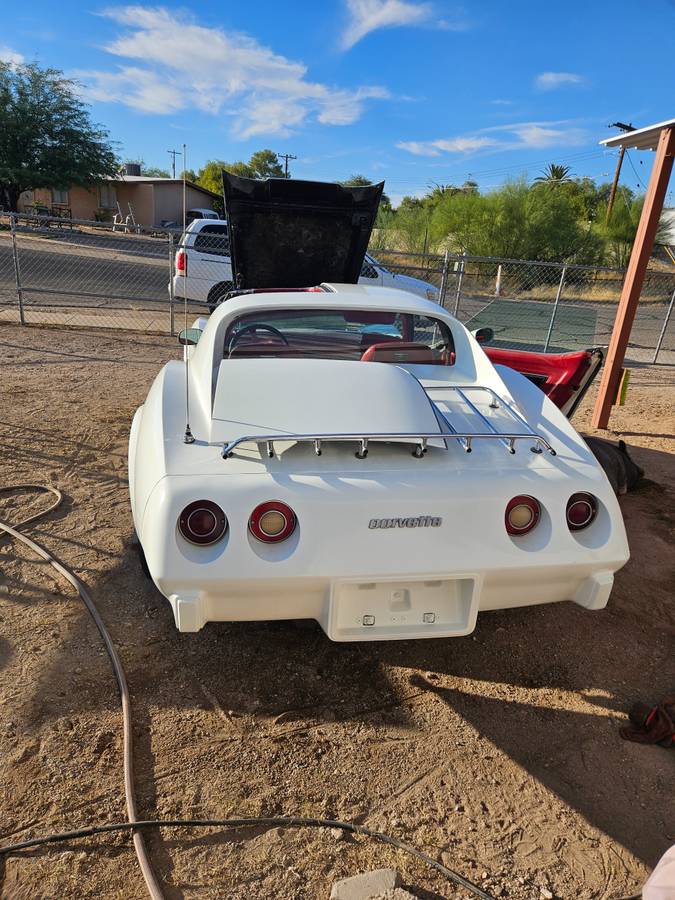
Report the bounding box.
[438,249,449,306]
[168,232,175,336]
[652,283,675,364]
[453,251,467,317]
[10,214,25,326]
[543,266,567,352]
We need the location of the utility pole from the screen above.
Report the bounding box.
[276,152,297,178]
[168,149,181,179]
[605,122,635,224]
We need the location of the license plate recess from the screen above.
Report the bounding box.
[327,575,479,641]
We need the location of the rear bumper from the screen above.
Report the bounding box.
[163,565,619,640]
[170,274,208,303]
[139,468,629,640]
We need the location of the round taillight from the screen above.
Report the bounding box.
[249,500,297,543]
[566,492,597,531]
[178,500,227,545]
[505,495,541,535]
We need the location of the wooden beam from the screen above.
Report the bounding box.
[592,126,675,429]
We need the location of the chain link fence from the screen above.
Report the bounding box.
[376,249,675,363]
[2,213,674,363]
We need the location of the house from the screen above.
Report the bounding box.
[19,166,221,227]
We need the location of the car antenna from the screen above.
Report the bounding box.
[182,143,195,444]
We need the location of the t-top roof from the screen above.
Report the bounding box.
[601,118,675,151]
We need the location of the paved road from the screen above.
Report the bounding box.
[458,295,673,359]
[0,239,170,308]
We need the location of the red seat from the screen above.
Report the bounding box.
[361,341,435,364]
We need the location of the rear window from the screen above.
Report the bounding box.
[223,308,455,365]
[194,224,229,256]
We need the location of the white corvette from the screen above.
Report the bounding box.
[128,175,629,640]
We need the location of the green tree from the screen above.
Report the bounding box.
[179,168,198,183]
[195,150,286,196]
[395,205,434,255]
[430,179,601,263]
[341,174,372,186]
[561,176,604,221]
[341,174,391,213]
[196,160,233,194]
[248,149,284,179]
[596,193,644,267]
[398,194,425,212]
[0,62,118,211]
[141,165,170,178]
[534,164,573,184]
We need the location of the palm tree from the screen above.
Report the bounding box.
[534,164,572,184]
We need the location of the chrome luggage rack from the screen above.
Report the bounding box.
[221,385,556,460]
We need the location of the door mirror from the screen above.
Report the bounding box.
[178,328,202,346]
[472,327,494,344]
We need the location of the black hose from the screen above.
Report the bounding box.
[0,817,496,899]
[0,485,496,900]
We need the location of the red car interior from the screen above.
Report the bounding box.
[485,347,600,411]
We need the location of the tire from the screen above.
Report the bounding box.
[207,281,234,314]
[138,542,151,579]
[131,531,151,579]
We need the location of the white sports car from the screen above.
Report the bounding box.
[129,175,629,640]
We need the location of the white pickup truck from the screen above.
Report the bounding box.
[171,218,440,311]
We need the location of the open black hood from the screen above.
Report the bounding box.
[222,172,384,289]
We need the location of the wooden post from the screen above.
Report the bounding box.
[591,126,675,429]
[605,146,626,224]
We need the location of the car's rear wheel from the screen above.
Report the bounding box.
[207,281,234,313]
[138,543,151,579]
[131,531,151,579]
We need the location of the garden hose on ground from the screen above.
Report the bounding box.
[0,484,499,899]
[0,485,164,900]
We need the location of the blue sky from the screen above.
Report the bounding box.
[2,1,673,205]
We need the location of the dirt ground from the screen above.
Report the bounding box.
[0,324,673,900]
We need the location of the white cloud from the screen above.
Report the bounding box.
[490,98,512,106]
[0,45,24,65]
[340,0,433,49]
[509,122,586,147]
[535,71,585,91]
[397,120,588,156]
[74,6,389,138]
[397,136,499,156]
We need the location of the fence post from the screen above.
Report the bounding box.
[543,265,567,352]
[438,249,449,306]
[9,214,26,326]
[453,250,467,317]
[168,232,175,336]
[652,283,675,363]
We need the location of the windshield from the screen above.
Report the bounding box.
[224,308,455,365]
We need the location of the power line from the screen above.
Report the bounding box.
[276,152,297,178]
[167,149,181,179]
[301,149,608,188]
[625,151,647,190]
